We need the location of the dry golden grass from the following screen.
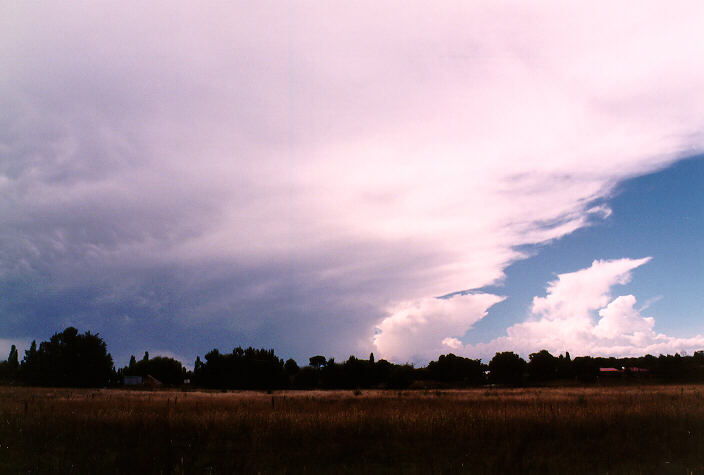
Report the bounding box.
[2,385,704,473]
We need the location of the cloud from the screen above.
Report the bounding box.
[593,295,655,340]
[2,3,704,362]
[442,338,464,350]
[459,258,704,358]
[374,293,505,362]
[531,258,652,322]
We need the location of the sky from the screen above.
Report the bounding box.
[1,2,703,367]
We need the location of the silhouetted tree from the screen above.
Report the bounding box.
[572,356,598,382]
[321,358,344,388]
[309,355,327,369]
[0,361,9,382]
[386,362,414,389]
[20,340,39,384]
[488,352,526,386]
[8,345,18,370]
[124,355,186,385]
[528,350,558,382]
[556,352,575,379]
[427,354,486,386]
[292,366,319,388]
[194,347,288,389]
[654,353,691,381]
[0,345,20,382]
[284,358,299,376]
[0,345,18,380]
[20,328,113,387]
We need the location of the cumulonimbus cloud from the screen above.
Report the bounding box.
[2,2,704,363]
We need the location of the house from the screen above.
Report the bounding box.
[124,375,143,385]
[598,367,650,378]
[123,374,163,387]
[625,367,650,374]
[142,374,163,387]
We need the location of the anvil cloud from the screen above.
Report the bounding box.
[1,2,704,364]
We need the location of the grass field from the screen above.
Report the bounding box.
[2,385,704,473]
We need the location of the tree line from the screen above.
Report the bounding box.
[2,327,704,388]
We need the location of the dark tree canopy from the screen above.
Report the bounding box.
[5,325,704,390]
[124,355,186,385]
[528,350,558,382]
[8,345,18,369]
[309,355,327,368]
[426,353,486,385]
[0,345,20,381]
[193,347,288,389]
[572,356,599,382]
[21,327,113,387]
[284,358,299,375]
[488,351,527,386]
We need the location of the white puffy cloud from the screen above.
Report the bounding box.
[531,258,651,322]
[594,295,655,340]
[460,258,704,358]
[374,293,505,362]
[442,338,464,350]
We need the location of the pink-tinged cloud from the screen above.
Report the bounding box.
[374,293,505,362]
[1,2,704,362]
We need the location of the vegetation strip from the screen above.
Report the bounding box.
[3,327,704,389]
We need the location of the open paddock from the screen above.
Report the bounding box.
[1,385,703,473]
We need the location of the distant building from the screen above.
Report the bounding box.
[142,374,163,387]
[124,375,143,385]
[123,374,163,387]
[599,367,650,377]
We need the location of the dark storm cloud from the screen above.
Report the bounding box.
[2,2,704,364]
